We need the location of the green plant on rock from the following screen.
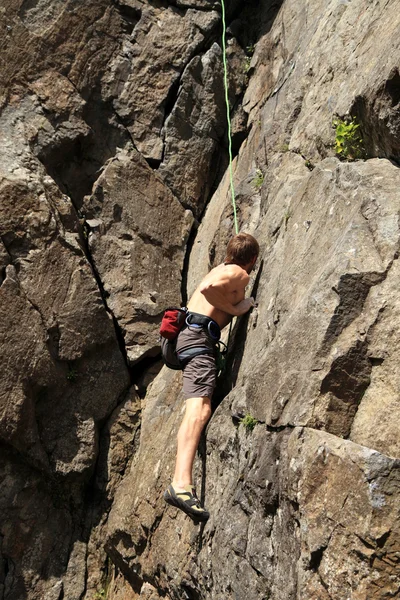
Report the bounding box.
[93,556,113,599]
[243,44,255,73]
[292,148,314,170]
[304,159,314,171]
[240,414,258,432]
[244,56,252,74]
[333,116,365,160]
[252,168,264,189]
[66,366,78,383]
[283,207,292,229]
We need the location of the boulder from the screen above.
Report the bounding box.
[104,3,220,161]
[159,39,247,218]
[82,148,193,364]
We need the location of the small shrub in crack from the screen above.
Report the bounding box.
[333,116,366,160]
[243,44,255,74]
[293,148,315,170]
[66,367,78,383]
[304,159,314,171]
[243,56,252,74]
[252,168,264,189]
[283,207,292,229]
[240,414,258,432]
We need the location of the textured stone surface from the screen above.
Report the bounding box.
[1,0,400,598]
[104,0,400,598]
[105,389,400,599]
[82,148,193,364]
[0,170,130,473]
[287,428,400,600]
[231,158,400,441]
[0,51,131,597]
[1,0,121,99]
[105,3,220,161]
[159,39,247,217]
[0,155,131,598]
[243,0,400,162]
[104,368,193,596]
[84,390,142,600]
[349,258,400,458]
[0,448,72,600]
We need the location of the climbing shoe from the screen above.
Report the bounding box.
[163,484,209,522]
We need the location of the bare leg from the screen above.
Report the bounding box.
[172,396,212,490]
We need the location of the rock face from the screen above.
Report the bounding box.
[82,148,193,364]
[104,0,400,598]
[105,3,220,162]
[158,41,243,217]
[1,0,400,599]
[0,142,131,599]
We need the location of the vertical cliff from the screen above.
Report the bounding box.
[1,1,399,599]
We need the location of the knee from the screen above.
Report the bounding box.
[197,399,212,426]
[186,398,212,427]
[187,409,210,428]
[201,401,212,423]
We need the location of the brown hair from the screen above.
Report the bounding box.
[224,233,259,267]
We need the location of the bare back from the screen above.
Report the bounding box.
[187,263,250,329]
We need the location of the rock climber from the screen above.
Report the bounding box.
[164,232,260,521]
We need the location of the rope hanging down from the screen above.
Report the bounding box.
[219,0,241,375]
[220,0,239,235]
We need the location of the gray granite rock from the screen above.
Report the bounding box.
[104,0,400,597]
[105,3,220,161]
[159,39,247,217]
[2,0,400,598]
[82,148,193,364]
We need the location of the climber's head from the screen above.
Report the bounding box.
[224,233,259,272]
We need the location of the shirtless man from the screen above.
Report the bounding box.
[164,233,259,521]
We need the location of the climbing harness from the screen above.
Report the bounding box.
[185,312,221,341]
[185,312,228,377]
[160,336,213,371]
[160,309,220,371]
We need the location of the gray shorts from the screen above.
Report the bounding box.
[176,326,217,399]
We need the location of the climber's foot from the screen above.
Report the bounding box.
[163,484,209,522]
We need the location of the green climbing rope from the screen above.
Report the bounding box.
[220,0,240,368]
[220,0,239,235]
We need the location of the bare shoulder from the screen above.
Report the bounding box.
[207,263,249,287]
